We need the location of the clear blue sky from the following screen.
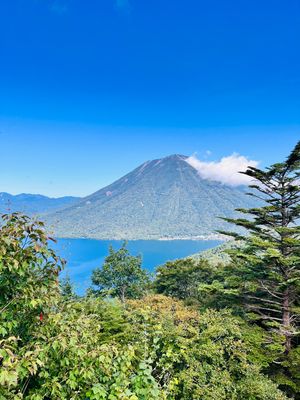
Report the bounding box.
[0,0,299,197]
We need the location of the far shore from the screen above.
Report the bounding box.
[53,234,228,242]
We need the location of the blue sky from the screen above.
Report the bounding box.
[0,0,299,196]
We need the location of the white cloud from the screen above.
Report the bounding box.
[185,153,259,186]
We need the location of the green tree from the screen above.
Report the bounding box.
[0,213,64,398]
[91,242,150,302]
[196,142,300,397]
[154,258,216,303]
[217,141,300,354]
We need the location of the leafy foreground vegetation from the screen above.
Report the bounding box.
[1,142,300,399]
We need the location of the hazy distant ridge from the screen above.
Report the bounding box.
[0,192,80,215]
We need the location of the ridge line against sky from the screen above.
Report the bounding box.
[0,128,299,197]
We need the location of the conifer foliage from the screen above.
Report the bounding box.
[218,141,300,354]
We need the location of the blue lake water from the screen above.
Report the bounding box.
[53,238,222,294]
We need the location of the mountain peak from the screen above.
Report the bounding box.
[162,154,187,161]
[143,154,188,166]
[45,154,258,240]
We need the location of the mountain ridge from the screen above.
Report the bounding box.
[0,192,80,215]
[44,154,258,240]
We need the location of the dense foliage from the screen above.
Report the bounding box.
[1,142,299,399]
[190,240,242,265]
[154,258,217,304]
[0,213,290,400]
[91,243,150,302]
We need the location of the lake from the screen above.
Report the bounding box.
[53,238,222,294]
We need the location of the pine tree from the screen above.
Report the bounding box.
[219,141,300,353]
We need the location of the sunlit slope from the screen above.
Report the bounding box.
[45,155,258,239]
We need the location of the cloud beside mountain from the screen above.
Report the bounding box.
[185,153,259,186]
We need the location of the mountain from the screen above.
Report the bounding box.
[0,192,80,216]
[44,154,258,240]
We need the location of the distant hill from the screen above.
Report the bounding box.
[189,240,243,265]
[45,154,258,239]
[0,192,80,216]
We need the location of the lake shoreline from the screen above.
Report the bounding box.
[52,238,223,294]
[54,235,228,242]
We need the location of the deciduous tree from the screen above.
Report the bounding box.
[91,242,150,302]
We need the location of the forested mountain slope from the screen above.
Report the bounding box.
[45,154,258,239]
[0,192,80,215]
